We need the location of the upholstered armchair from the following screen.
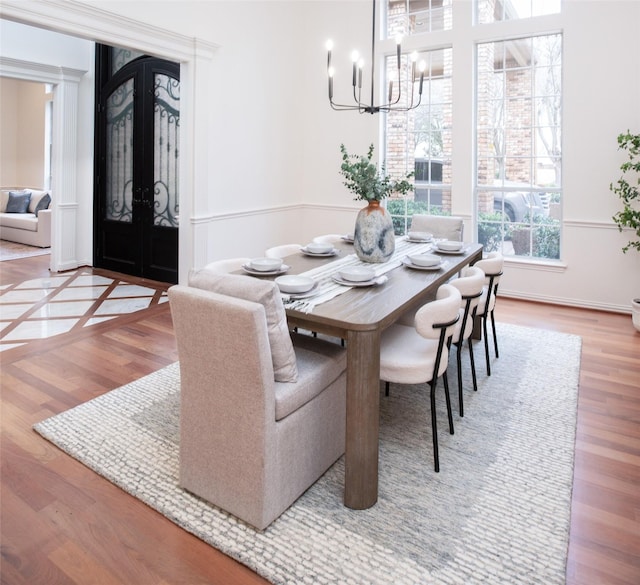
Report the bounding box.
[410,214,465,241]
[168,273,347,530]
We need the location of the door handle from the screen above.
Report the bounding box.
[133,187,152,208]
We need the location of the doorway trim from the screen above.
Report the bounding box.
[0,0,217,282]
[1,56,85,273]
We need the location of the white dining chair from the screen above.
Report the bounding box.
[380,283,461,472]
[201,257,251,274]
[449,266,485,417]
[410,214,464,241]
[474,252,504,376]
[265,244,302,259]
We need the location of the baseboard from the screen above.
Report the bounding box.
[499,289,631,314]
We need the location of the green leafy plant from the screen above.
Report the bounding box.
[610,131,640,253]
[386,199,449,235]
[478,212,510,253]
[510,217,560,259]
[339,144,414,202]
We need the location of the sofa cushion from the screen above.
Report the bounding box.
[6,191,32,213]
[28,191,51,215]
[0,190,9,213]
[0,213,38,231]
[274,332,346,420]
[188,270,298,382]
[33,193,51,217]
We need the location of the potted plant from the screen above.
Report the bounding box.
[339,143,413,262]
[610,131,640,331]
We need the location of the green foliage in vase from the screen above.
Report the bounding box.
[339,144,414,202]
[610,131,640,253]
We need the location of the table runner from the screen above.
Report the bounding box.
[283,238,434,312]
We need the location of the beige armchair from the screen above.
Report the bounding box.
[168,275,346,530]
[410,214,465,241]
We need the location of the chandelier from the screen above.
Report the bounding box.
[326,0,425,115]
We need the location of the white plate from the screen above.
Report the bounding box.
[282,281,319,299]
[339,266,376,282]
[275,275,316,294]
[341,234,355,243]
[406,236,433,243]
[408,253,441,267]
[435,240,464,252]
[331,274,388,287]
[242,263,290,276]
[402,257,444,271]
[300,247,340,257]
[432,247,467,255]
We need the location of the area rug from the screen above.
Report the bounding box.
[34,323,581,585]
[0,239,50,261]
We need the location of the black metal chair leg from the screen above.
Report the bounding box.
[483,316,491,376]
[442,372,454,435]
[385,381,390,397]
[456,343,464,417]
[468,337,478,392]
[490,310,499,358]
[429,379,439,473]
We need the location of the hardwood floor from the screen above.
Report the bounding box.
[1,254,639,585]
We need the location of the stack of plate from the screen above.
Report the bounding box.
[435,240,465,254]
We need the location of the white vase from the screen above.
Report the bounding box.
[353,200,395,263]
[632,298,640,332]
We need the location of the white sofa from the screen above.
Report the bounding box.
[0,188,52,248]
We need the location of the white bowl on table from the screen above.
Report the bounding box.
[408,253,441,267]
[249,257,283,272]
[305,242,334,254]
[275,275,315,294]
[339,266,376,282]
[436,240,464,252]
[408,231,432,241]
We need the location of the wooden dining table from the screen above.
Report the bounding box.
[271,239,483,510]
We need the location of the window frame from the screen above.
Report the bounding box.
[380,0,564,263]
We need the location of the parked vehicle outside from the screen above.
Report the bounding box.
[414,158,550,222]
[491,181,550,222]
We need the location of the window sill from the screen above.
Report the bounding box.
[502,256,567,272]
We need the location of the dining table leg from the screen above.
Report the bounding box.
[343,328,380,510]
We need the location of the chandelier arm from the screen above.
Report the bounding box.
[383,62,404,108]
[326,0,423,114]
[329,98,379,114]
[330,99,365,111]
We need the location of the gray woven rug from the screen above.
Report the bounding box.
[0,239,50,261]
[34,323,581,585]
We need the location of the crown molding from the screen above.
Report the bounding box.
[0,56,87,82]
[0,0,217,61]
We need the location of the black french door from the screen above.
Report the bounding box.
[94,45,180,283]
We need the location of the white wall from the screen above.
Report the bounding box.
[0,77,48,188]
[1,0,638,312]
[0,77,19,185]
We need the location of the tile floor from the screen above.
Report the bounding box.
[0,268,168,352]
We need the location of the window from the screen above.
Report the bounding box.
[385,47,453,235]
[386,0,453,36]
[476,34,562,259]
[383,0,563,259]
[477,0,560,24]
